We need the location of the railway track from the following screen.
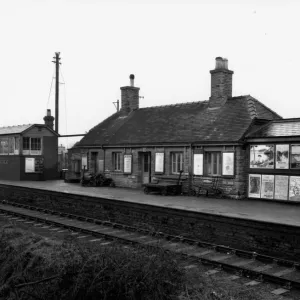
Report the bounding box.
[0,200,299,297]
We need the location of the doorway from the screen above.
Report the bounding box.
[141,152,151,184]
[91,152,98,174]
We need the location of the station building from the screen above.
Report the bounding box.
[67,57,300,199]
[0,110,59,181]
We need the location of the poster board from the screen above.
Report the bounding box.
[248,174,261,198]
[193,154,203,175]
[275,144,289,169]
[289,176,300,201]
[261,174,274,199]
[155,153,164,173]
[124,154,132,174]
[34,157,44,173]
[222,152,234,176]
[274,175,289,200]
[290,145,300,169]
[25,158,35,173]
[250,145,274,168]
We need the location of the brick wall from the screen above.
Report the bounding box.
[1,184,299,262]
[120,86,140,113]
[209,69,233,108]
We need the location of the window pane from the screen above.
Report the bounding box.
[0,138,8,154]
[15,137,20,154]
[8,138,14,154]
[23,137,30,150]
[180,153,183,172]
[31,138,41,150]
[113,153,121,171]
[171,152,183,173]
[117,153,121,170]
[205,152,222,176]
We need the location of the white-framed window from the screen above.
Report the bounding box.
[171,152,183,174]
[204,151,222,176]
[0,137,20,155]
[113,152,121,171]
[22,137,42,155]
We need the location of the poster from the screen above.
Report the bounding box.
[248,174,261,198]
[274,175,289,200]
[290,145,300,169]
[275,144,289,169]
[250,145,274,168]
[25,157,35,173]
[124,154,132,174]
[222,152,234,176]
[193,154,203,175]
[261,175,274,199]
[289,176,300,201]
[155,153,164,173]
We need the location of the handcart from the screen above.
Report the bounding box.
[143,171,183,196]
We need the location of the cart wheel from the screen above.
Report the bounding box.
[162,188,168,196]
[144,187,149,194]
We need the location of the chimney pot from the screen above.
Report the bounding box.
[47,109,51,116]
[223,58,228,69]
[130,74,135,87]
[215,57,224,69]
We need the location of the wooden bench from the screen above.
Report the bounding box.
[192,176,223,197]
[143,171,184,196]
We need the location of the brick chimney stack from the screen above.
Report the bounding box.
[120,74,140,113]
[209,57,233,108]
[43,109,54,129]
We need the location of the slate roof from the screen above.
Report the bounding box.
[246,118,300,138]
[77,96,281,147]
[0,124,33,135]
[0,124,59,136]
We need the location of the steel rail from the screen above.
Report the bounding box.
[0,200,299,291]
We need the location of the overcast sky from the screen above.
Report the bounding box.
[1,0,299,148]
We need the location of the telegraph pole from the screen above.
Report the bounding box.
[52,52,61,134]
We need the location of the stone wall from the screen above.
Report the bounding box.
[67,145,249,198]
[0,184,299,262]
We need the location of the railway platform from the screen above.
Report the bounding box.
[0,179,299,227]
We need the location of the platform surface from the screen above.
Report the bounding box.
[0,180,299,227]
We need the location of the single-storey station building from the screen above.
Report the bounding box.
[0,110,59,181]
[68,57,299,199]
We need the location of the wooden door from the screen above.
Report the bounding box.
[142,153,151,184]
